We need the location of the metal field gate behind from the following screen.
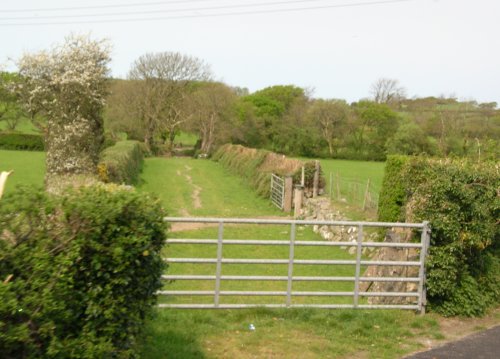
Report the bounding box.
[160,218,431,313]
[270,174,285,209]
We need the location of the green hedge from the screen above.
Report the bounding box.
[378,156,500,316]
[212,144,323,198]
[0,185,167,358]
[0,132,44,151]
[98,140,143,185]
[212,144,270,196]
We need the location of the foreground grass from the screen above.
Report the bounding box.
[0,149,45,194]
[140,308,442,359]
[138,157,282,217]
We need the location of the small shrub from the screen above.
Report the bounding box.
[98,140,144,185]
[0,132,44,151]
[0,185,167,357]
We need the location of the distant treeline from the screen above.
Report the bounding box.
[105,79,499,161]
[2,68,499,161]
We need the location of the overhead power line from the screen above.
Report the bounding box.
[0,0,216,13]
[0,0,415,26]
[0,0,349,20]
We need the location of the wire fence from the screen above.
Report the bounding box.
[327,172,380,211]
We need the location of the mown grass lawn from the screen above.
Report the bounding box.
[0,149,45,195]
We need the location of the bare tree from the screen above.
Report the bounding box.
[127,52,212,152]
[185,82,236,154]
[370,78,406,104]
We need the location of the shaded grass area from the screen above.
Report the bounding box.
[138,157,283,217]
[173,131,198,147]
[141,308,442,359]
[0,149,45,194]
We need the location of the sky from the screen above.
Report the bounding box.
[1,0,499,104]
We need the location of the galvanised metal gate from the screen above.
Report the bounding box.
[270,174,285,209]
[160,218,431,313]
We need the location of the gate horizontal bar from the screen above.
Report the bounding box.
[166,239,423,248]
[157,290,420,297]
[161,274,420,282]
[158,303,420,310]
[164,217,425,228]
[164,258,421,266]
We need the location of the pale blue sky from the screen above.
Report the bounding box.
[1,0,499,103]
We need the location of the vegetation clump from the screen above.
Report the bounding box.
[378,156,500,316]
[98,140,144,185]
[0,185,167,358]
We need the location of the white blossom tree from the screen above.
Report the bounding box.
[16,34,111,188]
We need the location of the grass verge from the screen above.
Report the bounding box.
[140,308,443,359]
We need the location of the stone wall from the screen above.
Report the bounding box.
[301,197,377,256]
[301,197,419,305]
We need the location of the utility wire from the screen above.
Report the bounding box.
[0,0,415,26]
[0,0,217,13]
[0,0,347,20]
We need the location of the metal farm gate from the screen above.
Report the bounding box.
[270,174,285,209]
[160,218,431,313]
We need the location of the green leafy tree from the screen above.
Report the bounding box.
[308,99,349,157]
[0,72,23,130]
[350,101,400,160]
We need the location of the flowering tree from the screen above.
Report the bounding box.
[16,34,111,187]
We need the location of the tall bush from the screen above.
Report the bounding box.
[378,157,500,316]
[0,185,166,357]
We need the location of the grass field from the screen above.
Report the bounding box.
[138,157,283,217]
[0,149,45,194]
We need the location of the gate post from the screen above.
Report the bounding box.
[293,185,304,218]
[283,176,293,212]
[418,221,431,315]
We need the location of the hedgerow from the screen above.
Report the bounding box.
[0,185,167,357]
[98,140,144,185]
[0,132,44,151]
[378,156,500,316]
[212,144,323,197]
